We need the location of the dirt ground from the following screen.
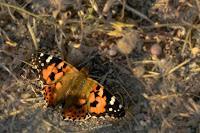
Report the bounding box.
[0,0,199,132]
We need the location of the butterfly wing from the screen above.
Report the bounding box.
[32,53,79,106]
[62,69,91,120]
[63,76,125,120]
[32,53,125,120]
[87,78,125,118]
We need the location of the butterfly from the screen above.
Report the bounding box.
[31,52,125,120]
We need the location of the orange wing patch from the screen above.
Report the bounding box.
[88,82,107,115]
[63,104,88,120]
[42,63,56,82]
[43,85,56,106]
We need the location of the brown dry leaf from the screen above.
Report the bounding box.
[5,40,17,47]
[111,21,135,31]
[103,0,116,15]
[107,21,135,37]
[107,30,124,37]
[191,47,199,57]
[117,30,139,55]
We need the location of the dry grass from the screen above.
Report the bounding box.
[0,0,199,132]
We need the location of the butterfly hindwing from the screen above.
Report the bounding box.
[87,78,125,118]
[63,97,89,120]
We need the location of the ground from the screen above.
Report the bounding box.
[0,0,199,132]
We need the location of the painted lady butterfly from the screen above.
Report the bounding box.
[31,52,125,120]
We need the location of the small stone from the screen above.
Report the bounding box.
[132,65,145,78]
[117,31,139,55]
[150,44,162,56]
[108,48,117,56]
[108,44,117,56]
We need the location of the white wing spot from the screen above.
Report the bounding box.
[46,55,53,63]
[109,108,113,111]
[109,96,116,105]
[41,63,44,66]
[109,100,114,105]
[40,53,44,57]
[119,104,123,109]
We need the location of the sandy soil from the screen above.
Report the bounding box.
[0,0,199,132]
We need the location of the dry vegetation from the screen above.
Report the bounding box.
[0,0,199,132]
